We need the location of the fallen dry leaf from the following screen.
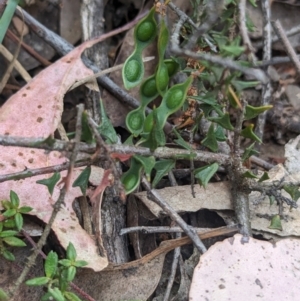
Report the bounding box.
[0,34,120,271]
[190,234,300,300]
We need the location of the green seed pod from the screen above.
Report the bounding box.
[136,21,156,43]
[123,52,144,90]
[165,88,184,110]
[121,157,143,194]
[156,63,169,96]
[122,8,158,90]
[135,8,157,46]
[156,76,193,128]
[141,75,158,98]
[165,59,180,77]
[126,108,145,136]
[155,20,170,96]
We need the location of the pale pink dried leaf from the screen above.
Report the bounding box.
[0,37,111,271]
[190,234,300,301]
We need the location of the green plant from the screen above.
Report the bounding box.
[26,242,88,301]
[0,190,32,261]
[121,5,262,194]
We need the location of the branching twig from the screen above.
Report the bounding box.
[0,135,231,165]
[170,46,268,83]
[184,0,225,49]
[141,177,207,254]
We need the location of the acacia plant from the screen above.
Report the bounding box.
[120,1,299,239]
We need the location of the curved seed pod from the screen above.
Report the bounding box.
[140,74,160,107]
[156,76,193,128]
[122,8,158,90]
[121,157,143,194]
[135,7,157,46]
[165,59,180,77]
[122,51,144,90]
[126,107,145,136]
[155,20,170,96]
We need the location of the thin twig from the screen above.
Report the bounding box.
[69,56,155,90]
[255,0,273,144]
[141,177,207,254]
[171,46,268,83]
[0,135,231,165]
[0,160,91,183]
[272,19,300,75]
[253,21,300,49]
[120,226,216,235]
[238,0,257,63]
[163,232,181,301]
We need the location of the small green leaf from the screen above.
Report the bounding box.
[0,230,18,238]
[1,200,12,210]
[64,291,82,301]
[66,242,77,262]
[201,124,218,152]
[72,166,91,196]
[134,155,155,181]
[18,206,33,214]
[2,249,15,261]
[194,163,219,188]
[81,111,94,144]
[220,45,245,57]
[241,142,259,162]
[3,209,16,218]
[73,260,88,268]
[3,236,26,247]
[268,215,282,231]
[283,185,300,201]
[242,170,258,179]
[244,105,273,120]
[152,159,176,188]
[59,259,72,267]
[209,112,234,131]
[45,251,58,278]
[231,80,259,92]
[36,172,61,196]
[258,172,270,182]
[3,219,15,228]
[48,287,65,301]
[0,289,9,301]
[14,212,23,231]
[214,125,227,141]
[66,266,76,282]
[98,99,118,144]
[0,222,3,232]
[173,128,193,150]
[248,0,257,7]
[240,124,262,143]
[10,191,19,208]
[26,277,50,286]
[269,195,275,206]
